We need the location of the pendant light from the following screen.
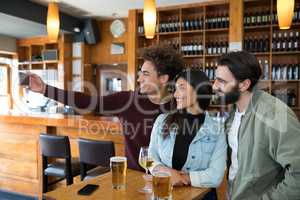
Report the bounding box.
[143,0,156,39]
[47,2,60,41]
[277,0,294,29]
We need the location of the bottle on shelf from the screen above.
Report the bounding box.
[272,63,299,80]
[287,89,297,107]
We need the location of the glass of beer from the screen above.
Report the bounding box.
[138,146,154,193]
[152,171,172,200]
[110,156,127,189]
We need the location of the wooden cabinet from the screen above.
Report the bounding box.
[128,0,300,118]
[243,0,300,117]
[17,35,72,89]
[136,1,229,73]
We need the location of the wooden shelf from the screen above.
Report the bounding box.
[244,25,271,30]
[181,30,204,34]
[158,31,180,35]
[271,51,300,55]
[253,52,270,56]
[205,54,223,57]
[183,55,204,58]
[205,28,229,32]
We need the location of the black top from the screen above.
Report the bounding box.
[172,112,206,171]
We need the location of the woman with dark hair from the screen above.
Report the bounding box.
[149,69,227,200]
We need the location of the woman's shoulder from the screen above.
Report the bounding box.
[201,112,225,136]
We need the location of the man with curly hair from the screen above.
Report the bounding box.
[28,45,184,170]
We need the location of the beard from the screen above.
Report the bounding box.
[213,84,241,105]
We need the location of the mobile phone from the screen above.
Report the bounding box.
[77,184,99,195]
[19,72,30,86]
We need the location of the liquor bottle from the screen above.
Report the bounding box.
[245,10,250,26]
[293,63,299,80]
[257,9,262,26]
[198,17,203,29]
[212,41,217,55]
[181,41,186,55]
[272,33,277,51]
[276,32,282,51]
[251,11,256,26]
[248,36,253,52]
[184,18,190,31]
[258,36,264,52]
[287,89,297,107]
[288,64,293,80]
[282,32,288,51]
[197,41,203,54]
[288,31,293,51]
[193,17,199,30]
[264,35,269,52]
[263,59,269,80]
[293,31,299,51]
[207,41,212,54]
[253,36,258,52]
[192,40,198,55]
[272,64,276,80]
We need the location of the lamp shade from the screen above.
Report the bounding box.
[277,0,294,29]
[143,0,156,39]
[47,2,60,41]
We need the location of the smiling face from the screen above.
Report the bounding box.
[137,61,162,95]
[212,65,241,104]
[174,78,198,110]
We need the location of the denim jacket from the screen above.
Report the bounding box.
[149,112,227,188]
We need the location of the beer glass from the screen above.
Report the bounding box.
[138,146,154,193]
[152,171,172,200]
[110,156,127,189]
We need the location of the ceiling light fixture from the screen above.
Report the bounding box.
[277,0,294,29]
[47,1,60,41]
[143,0,156,39]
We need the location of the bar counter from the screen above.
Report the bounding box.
[0,113,124,198]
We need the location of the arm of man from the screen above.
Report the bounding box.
[28,73,133,115]
[262,110,300,200]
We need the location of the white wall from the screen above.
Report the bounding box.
[0,34,16,53]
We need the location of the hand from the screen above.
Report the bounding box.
[179,171,191,186]
[28,74,46,94]
[153,166,189,186]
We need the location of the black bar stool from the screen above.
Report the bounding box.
[40,134,80,193]
[78,138,115,180]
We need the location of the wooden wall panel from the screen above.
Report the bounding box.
[90,19,128,65]
[0,174,38,196]
[0,158,37,179]
[229,0,243,42]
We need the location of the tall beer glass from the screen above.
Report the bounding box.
[110,156,127,189]
[152,171,172,200]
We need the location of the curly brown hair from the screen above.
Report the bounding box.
[140,45,184,82]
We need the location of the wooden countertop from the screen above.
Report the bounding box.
[45,169,210,200]
[0,113,122,130]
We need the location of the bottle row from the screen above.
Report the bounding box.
[205,61,218,80]
[271,89,297,107]
[205,13,229,29]
[272,31,299,52]
[271,63,299,80]
[244,35,269,53]
[244,5,300,27]
[181,40,229,56]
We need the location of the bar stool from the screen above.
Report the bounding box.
[40,134,80,193]
[78,138,115,180]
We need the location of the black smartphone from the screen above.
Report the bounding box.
[19,72,30,86]
[77,184,99,195]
